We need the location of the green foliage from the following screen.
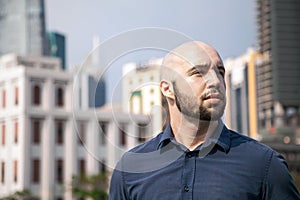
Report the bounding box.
[0,189,39,200]
[71,172,108,200]
[291,171,300,192]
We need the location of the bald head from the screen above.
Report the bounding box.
[160,40,226,123]
[160,41,223,82]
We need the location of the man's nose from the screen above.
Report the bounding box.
[204,70,221,88]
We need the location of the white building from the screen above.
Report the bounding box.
[122,58,165,135]
[0,54,150,199]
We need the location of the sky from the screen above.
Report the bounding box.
[45,0,257,102]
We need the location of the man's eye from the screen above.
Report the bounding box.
[218,70,225,77]
[192,70,203,76]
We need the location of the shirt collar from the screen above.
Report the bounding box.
[157,124,174,149]
[212,122,231,153]
[157,121,231,153]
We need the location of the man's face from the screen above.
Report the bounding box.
[171,46,226,121]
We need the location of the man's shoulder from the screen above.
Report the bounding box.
[227,128,275,154]
[116,132,167,174]
[129,132,164,153]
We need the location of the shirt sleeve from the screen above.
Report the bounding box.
[263,151,300,200]
[109,162,130,200]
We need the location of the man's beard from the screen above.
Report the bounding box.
[173,82,225,121]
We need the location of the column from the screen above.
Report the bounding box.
[86,119,99,175]
[41,116,54,200]
[107,121,120,170]
[81,73,89,110]
[21,115,29,189]
[64,119,76,200]
[127,123,138,150]
[41,77,54,200]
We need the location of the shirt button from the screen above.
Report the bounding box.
[184,185,189,192]
[186,153,192,158]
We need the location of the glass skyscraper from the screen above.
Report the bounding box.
[47,32,66,69]
[0,0,47,56]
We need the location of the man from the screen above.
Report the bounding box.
[109,41,300,199]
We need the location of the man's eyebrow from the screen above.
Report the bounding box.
[186,64,209,74]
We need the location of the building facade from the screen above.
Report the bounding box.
[0,0,48,57]
[0,54,150,199]
[72,65,106,110]
[122,58,165,135]
[224,49,261,139]
[256,0,300,142]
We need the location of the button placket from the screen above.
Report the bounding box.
[181,151,197,199]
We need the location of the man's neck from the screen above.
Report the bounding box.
[170,116,220,151]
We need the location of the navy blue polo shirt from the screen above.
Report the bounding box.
[109,122,300,200]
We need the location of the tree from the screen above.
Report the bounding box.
[71,172,109,200]
[0,190,39,200]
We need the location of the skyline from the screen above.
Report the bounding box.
[1,1,300,198]
[45,0,257,103]
[45,0,257,66]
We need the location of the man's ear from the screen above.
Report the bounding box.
[160,80,174,99]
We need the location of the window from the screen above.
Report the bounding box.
[1,123,5,146]
[235,88,242,133]
[32,159,40,183]
[14,86,19,105]
[150,101,154,106]
[2,89,6,108]
[13,160,18,183]
[79,159,86,177]
[119,124,127,146]
[56,121,64,145]
[56,87,64,107]
[32,85,41,105]
[138,124,148,143]
[99,122,107,145]
[1,162,4,183]
[78,122,85,145]
[32,120,41,144]
[14,120,18,144]
[100,160,106,174]
[56,159,64,183]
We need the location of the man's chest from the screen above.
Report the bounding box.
[124,156,263,200]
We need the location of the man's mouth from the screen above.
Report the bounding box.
[203,93,222,100]
[202,93,224,105]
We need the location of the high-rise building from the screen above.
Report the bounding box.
[72,36,106,109]
[0,0,48,56]
[47,32,66,69]
[0,53,150,199]
[224,48,261,139]
[72,66,106,109]
[256,0,300,141]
